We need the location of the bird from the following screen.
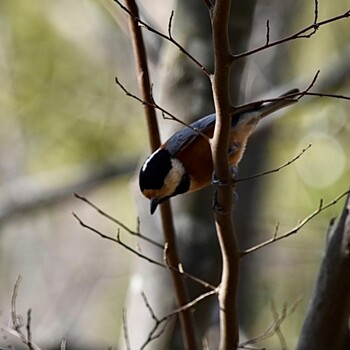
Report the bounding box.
[139,88,299,214]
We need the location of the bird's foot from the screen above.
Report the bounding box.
[212,189,238,214]
[211,165,239,186]
[212,190,227,214]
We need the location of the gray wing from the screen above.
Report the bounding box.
[165,113,216,156]
[165,89,299,156]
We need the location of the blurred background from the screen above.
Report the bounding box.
[0,0,349,349]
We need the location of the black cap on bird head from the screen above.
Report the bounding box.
[139,148,190,214]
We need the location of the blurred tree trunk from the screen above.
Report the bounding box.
[234,0,300,337]
[297,193,350,350]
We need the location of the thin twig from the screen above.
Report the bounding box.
[242,189,350,255]
[298,70,320,99]
[236,144,312,183]
[270,300,289,350]
[115,76,211,141]
[303,91,350,101]
[74,193,163,248]
[122,308,132,350]
[11,275,23,333]
[0,276,42,350]
[265,20,270,45]
[112,0,211,77]
[232,8,350,60]
[167,11,175,39]
[313,0,319,26]
[167,288,218,318]
[26,309,34,350]
[72,212,216,290]
[140,288,218,349]
[73,212,166,267]
[139,292,172,349]
[239,297,303,347]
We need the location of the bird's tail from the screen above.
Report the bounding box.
[257,88,300,119]
[232,88,299,126]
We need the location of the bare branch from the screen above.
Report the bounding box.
[11,275,23,333]
[73,212,165,267]
[26,309,34,350]
[313,0,319,27]
[236,144,312,183]
[233,70,350,122]
[72,212,216,290]
[119,1,202,346]
[300,70,320,97]
[140,289,218,349]
[210,1,240,349]
[140,292,172,350]
[74,193,163,249]
[0,277,42,350]
[239,297,302,348]
[232,8,350,60]
[115,76,211,141]
[265,20,270,45]
[167,11,175,39]
[242,189,350,255]
[122,309,132,350]
[112,0,211,77]
[270,300,289,350]
[303,91,350,101]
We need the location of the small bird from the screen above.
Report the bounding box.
[139,89,299,214]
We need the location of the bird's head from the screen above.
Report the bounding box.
[139,148,190,214]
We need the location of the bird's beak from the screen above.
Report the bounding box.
[150,198,159,215]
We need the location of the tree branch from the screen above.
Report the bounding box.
[139,288,218,349]
[0,276,42,350]
[242,189,350,255]
[114,76,211,141]
[72,211,215,290]
[74,193,163,249]
[210,1,240,349]
[239,297,302,348]
[123,0,199,348]
[235,144,312,184]
[231,6,350,60]
[112,0,211,77]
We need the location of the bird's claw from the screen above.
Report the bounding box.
[211,165,239,186]
[212,189,237,214]
[212,190,226,214]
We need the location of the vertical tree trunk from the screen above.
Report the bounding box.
[297,194,350,350]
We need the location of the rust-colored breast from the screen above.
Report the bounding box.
[176,134,214,192]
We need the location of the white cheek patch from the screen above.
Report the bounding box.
[163,158,186,195]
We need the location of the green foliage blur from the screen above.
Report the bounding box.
[0,0,144,178]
